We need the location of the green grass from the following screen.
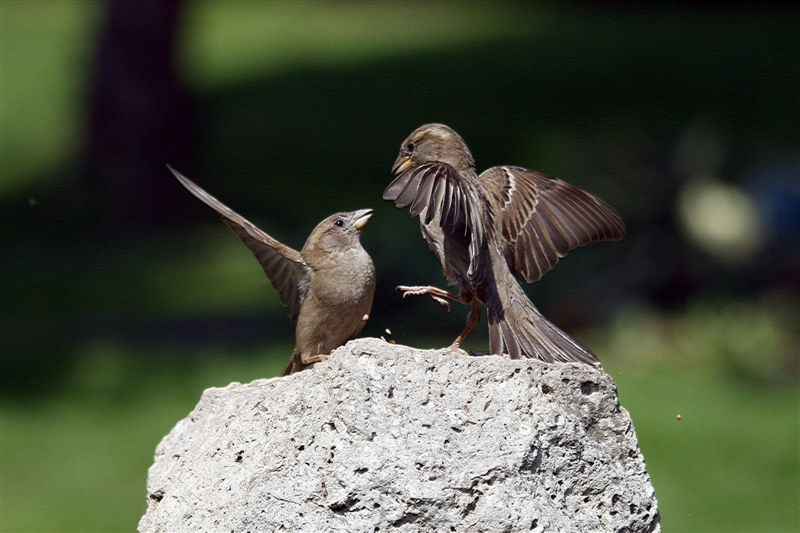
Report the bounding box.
[611,366,799,533]
[0,0,99,194]
[178,1,534,88]
[1,341,291,533]
[0,0,529,198]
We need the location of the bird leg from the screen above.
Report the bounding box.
[448,301,482,352]
[396,285,468,312]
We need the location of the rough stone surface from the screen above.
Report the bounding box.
[139,338,660,532]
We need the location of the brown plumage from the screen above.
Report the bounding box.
[383,124,624,364]
[169,166,376,375]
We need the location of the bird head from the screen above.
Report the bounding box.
[391,123,475,177]
[303,208,373,261]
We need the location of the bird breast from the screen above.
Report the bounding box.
[309,247,376,306]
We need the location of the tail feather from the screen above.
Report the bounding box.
[488,319,503,356]
[282,350,304,376]
[487,250,600,365]
[500,321,521,359]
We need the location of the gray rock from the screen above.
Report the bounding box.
[139,338,660,532]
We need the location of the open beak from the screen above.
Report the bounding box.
[392,155,415,176]
[351,208,374,231]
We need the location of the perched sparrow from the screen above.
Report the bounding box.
[168,166,376,375]
[383,124,623,364]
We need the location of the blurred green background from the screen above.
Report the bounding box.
[1,2,798,532]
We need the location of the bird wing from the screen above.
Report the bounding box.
[383,162,485,280]
[168,166,311,322]
[480,166,624,283]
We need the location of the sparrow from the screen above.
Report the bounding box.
[168,166,376,375]
[383,124,624,364]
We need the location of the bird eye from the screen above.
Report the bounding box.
[406,141,416,151]
[334,219,344,227]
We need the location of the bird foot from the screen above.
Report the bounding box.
[430,296,451,311]
[302,353,329,365]
[396,285,437,297]
[445,344,470,356]
[396,285,454,311]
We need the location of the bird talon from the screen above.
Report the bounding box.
[431,296,451,311]
[445,345,469,356]
[398,286,425,299]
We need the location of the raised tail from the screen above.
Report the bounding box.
[486,250,600,366]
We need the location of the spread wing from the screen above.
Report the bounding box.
[168,166,311,321]
[480,166,624,283]
[383,162,485,279]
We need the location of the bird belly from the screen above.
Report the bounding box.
[294,257,375,357]
[420,219,473,294]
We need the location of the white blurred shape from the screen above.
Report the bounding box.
[677,178,765,263]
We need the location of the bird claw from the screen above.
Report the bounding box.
[396,285,451,311]
[445,345,469,356]
[396,285,427,298]
[302,353,329,365]
[431,296,451,311]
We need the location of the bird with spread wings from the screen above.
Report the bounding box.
[383,124,623,364]
[169,166,376,375]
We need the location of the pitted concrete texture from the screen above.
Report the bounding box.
[139,338,660,532]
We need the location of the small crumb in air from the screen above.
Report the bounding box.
[385,328,392,335]
[675,414,682,422]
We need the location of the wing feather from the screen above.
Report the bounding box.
[410,169,436,218]
[168,166,311,321]
[383,169,416,200]
[384,161,485,281]
[395,167,425,208]
[425,176,446,225]
[480,166,624,283]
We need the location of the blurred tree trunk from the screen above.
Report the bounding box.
[84,0,197,235]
